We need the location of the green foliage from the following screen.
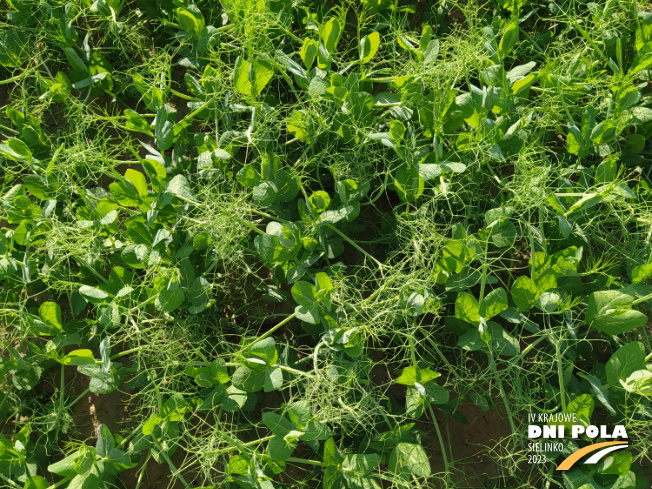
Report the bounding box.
[0,1,651,488]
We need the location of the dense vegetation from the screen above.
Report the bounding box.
[1,0,652,488]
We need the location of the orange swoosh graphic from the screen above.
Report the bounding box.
[556,441,628,471]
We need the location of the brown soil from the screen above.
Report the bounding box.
[421,402,514,488]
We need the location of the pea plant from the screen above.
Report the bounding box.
[1,1,651,489]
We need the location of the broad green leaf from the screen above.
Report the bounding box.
[48,450,82,477]
[295,305,320,324]
[586,290,647,335]
[63,349,96,366]
[162,174,194,205]
[491,221,517,247]
[177,7,204,39]
[620,370,652,396]
[109,179,140,207]
[590,121,616,145]
[79,285,109,302]
[233,57,274,97]
[232,366,265,392]
[389,443,431,479]
[64,47,89,73]
[264,366,283,392]
[322,18,342,54]
[458,322,519,357]
[617,87,639,111]
[598,451,632,476]
[512,73,537,95]
[499,23,519,56]
[248,337,278,365]
[315,272,333,292]
[455,292,480,324]
[595,157,618,184]
[156,287,185,312]
[39,302,63,333]
[308,191,330,212]
[360,31,380,64]
[291,281,316,308]
[511,276,538,311]
[124,169,148,197]
[629,52,652,75]
[221,385,247,413]
[565,394,594,423]
[394,167,424,203]
[268,434,296,461]
[479,288,508,320]
[0,138,32,162]
[606,342,645,387]
[632,263,652,284]
[24,475,49,489]
[299,38,319,70]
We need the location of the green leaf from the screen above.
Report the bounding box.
[125,169,149,197]
[248,337,278,365]
[595,157,617,184]
[161,174,194,205]
[63,349,96,366]
[109,179,140,207]
[221,385,247,413]
[38,302,64,334]
[64,47,89,73]
[156,287,185,313]
[499,23,519,56]
[590,121,616,145]
[24,475,49,489]
[632,263,652,284]
[616,87,639,111]
[233,57,274,97]
[586,290,647,335]
[48,450,82,477]
[629,52,652,75]
[308,191,330,213]
[154,106,174,151]
[177,6,205,39]
[299,38,319,70]
[479,288,508,320]
[322,18,342,54]
[394,167,424,203]
[291,281,316,308]
[295,305,320,324]
[491,221,517,247]
[79,285,109,303]
[232,366,265,392]
[264,366,283,392]
[565,394,593,423]
[606,342,645,387]
[268,434,296,461]
[455,292,480,324]
[511,276,538,311]
[0,138,32,162]
[389,443,431,479]
[620,370,652,397]
[458,322,519,357]
[360,31,380,64]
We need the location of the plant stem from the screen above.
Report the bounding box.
[153,438,191,489]
[285,456,324,466]
[556,335,567,412]
[487,348,517,436]
[242,313,296,351]
[427,404,451,486]
[325,223,384,273]
[205,435,275,456]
